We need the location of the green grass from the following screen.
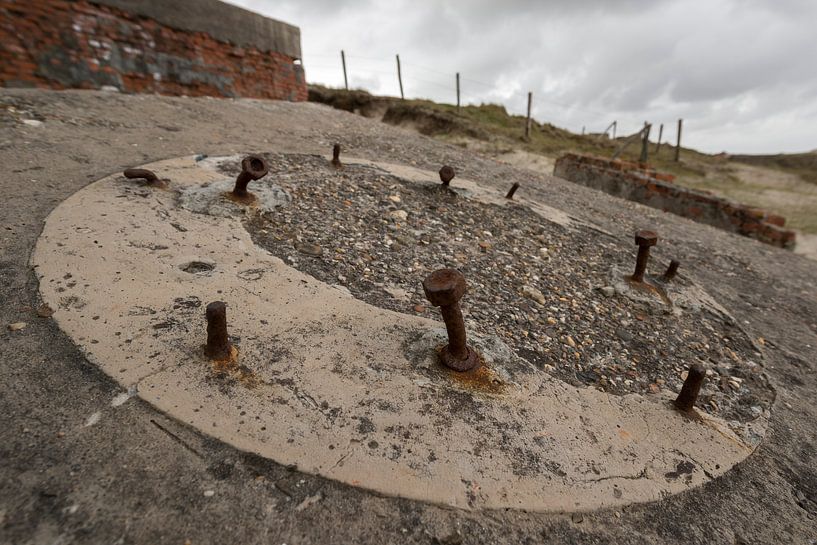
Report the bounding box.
[400,99,719,177]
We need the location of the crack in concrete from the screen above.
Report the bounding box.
[576,467,649,484]
[149,418,204,459]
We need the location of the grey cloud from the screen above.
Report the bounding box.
[227,0,817,153]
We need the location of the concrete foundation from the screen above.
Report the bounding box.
[0,0,306,100]
[554,154,796,248]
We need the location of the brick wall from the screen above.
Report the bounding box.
[0,0,307,101]
[554,154,796,249]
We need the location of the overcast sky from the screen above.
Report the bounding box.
[228,0,816,154]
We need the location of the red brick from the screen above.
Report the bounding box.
[1,0,307,101]
[765,214,786,227]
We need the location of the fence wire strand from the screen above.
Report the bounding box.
[305,51,628,133]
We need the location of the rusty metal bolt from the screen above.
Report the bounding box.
[439,165,456,186]
[331,143,342,168]
[232,154,269,198]
[124,168,159,184]
[505,182,520,200]
[205,301,232,360]
[631,230,658,283]
[674,363,706,412]
[423,268,478,372]
[123,168,169,188]
[663,259,680,282]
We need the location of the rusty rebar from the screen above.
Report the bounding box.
[205,301,231,360]
[674,364,706,412]
[423,268,478,371]
[663,259,680,282]
[505,182,520,200]
[331,143,342,168]
[631,230,658,283]
[123,168,159,184]
[124,168,172,190]
[439,165,455,186]
[232,154,269,198]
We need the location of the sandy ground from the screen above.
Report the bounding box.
[495,149,557,174]
[724,163,817,259]
[1,89,817,544]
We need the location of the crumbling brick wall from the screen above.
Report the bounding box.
[0,0,307,101]
[554,154,796,248]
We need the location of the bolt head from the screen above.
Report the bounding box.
[206,301,227,319]
[423,268,467,307]
[241,154,269,181]
[634,230,658,247]
[686,363,706,381]
[439,165,455,184]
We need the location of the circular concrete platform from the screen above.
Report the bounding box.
[31,154,770,512]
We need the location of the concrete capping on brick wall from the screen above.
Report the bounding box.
[91,0,301,58]
[1,0,307,100]
[554,153,796,249]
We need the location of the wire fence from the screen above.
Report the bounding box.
[303,50,627,137]
[302,50,685,162]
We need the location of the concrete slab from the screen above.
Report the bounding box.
[2,89,816,545]
[32,155,767,512]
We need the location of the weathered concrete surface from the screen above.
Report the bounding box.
[1,89,816,544]
[93,0,302,58]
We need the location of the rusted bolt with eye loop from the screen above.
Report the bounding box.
[631,230,658,283]
[505,182,520,200]
[331,143,342,168]
[232,154,269,199]
[674,363,706,412]
[205,301,232,360]
[662,259,680,282]
[439,165,456,186]
[423,268,479,372]
[123,168,168,188]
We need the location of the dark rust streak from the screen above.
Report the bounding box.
[624,276,672,306]
[447,360,506,395]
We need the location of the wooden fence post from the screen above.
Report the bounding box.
[675,118,683,161]
[605,120,617,139]
[525,91,532,138]
[456,72,460,113]
[639,123,652,163]
[396,54,404,99]
[341,50,348,90]
[655,123,664,153]
[611,128,644,160]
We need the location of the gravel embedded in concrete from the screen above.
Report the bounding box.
[219,153,777,424]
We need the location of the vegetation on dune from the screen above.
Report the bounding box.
[309,85,817,234]
[731,152,817,185]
